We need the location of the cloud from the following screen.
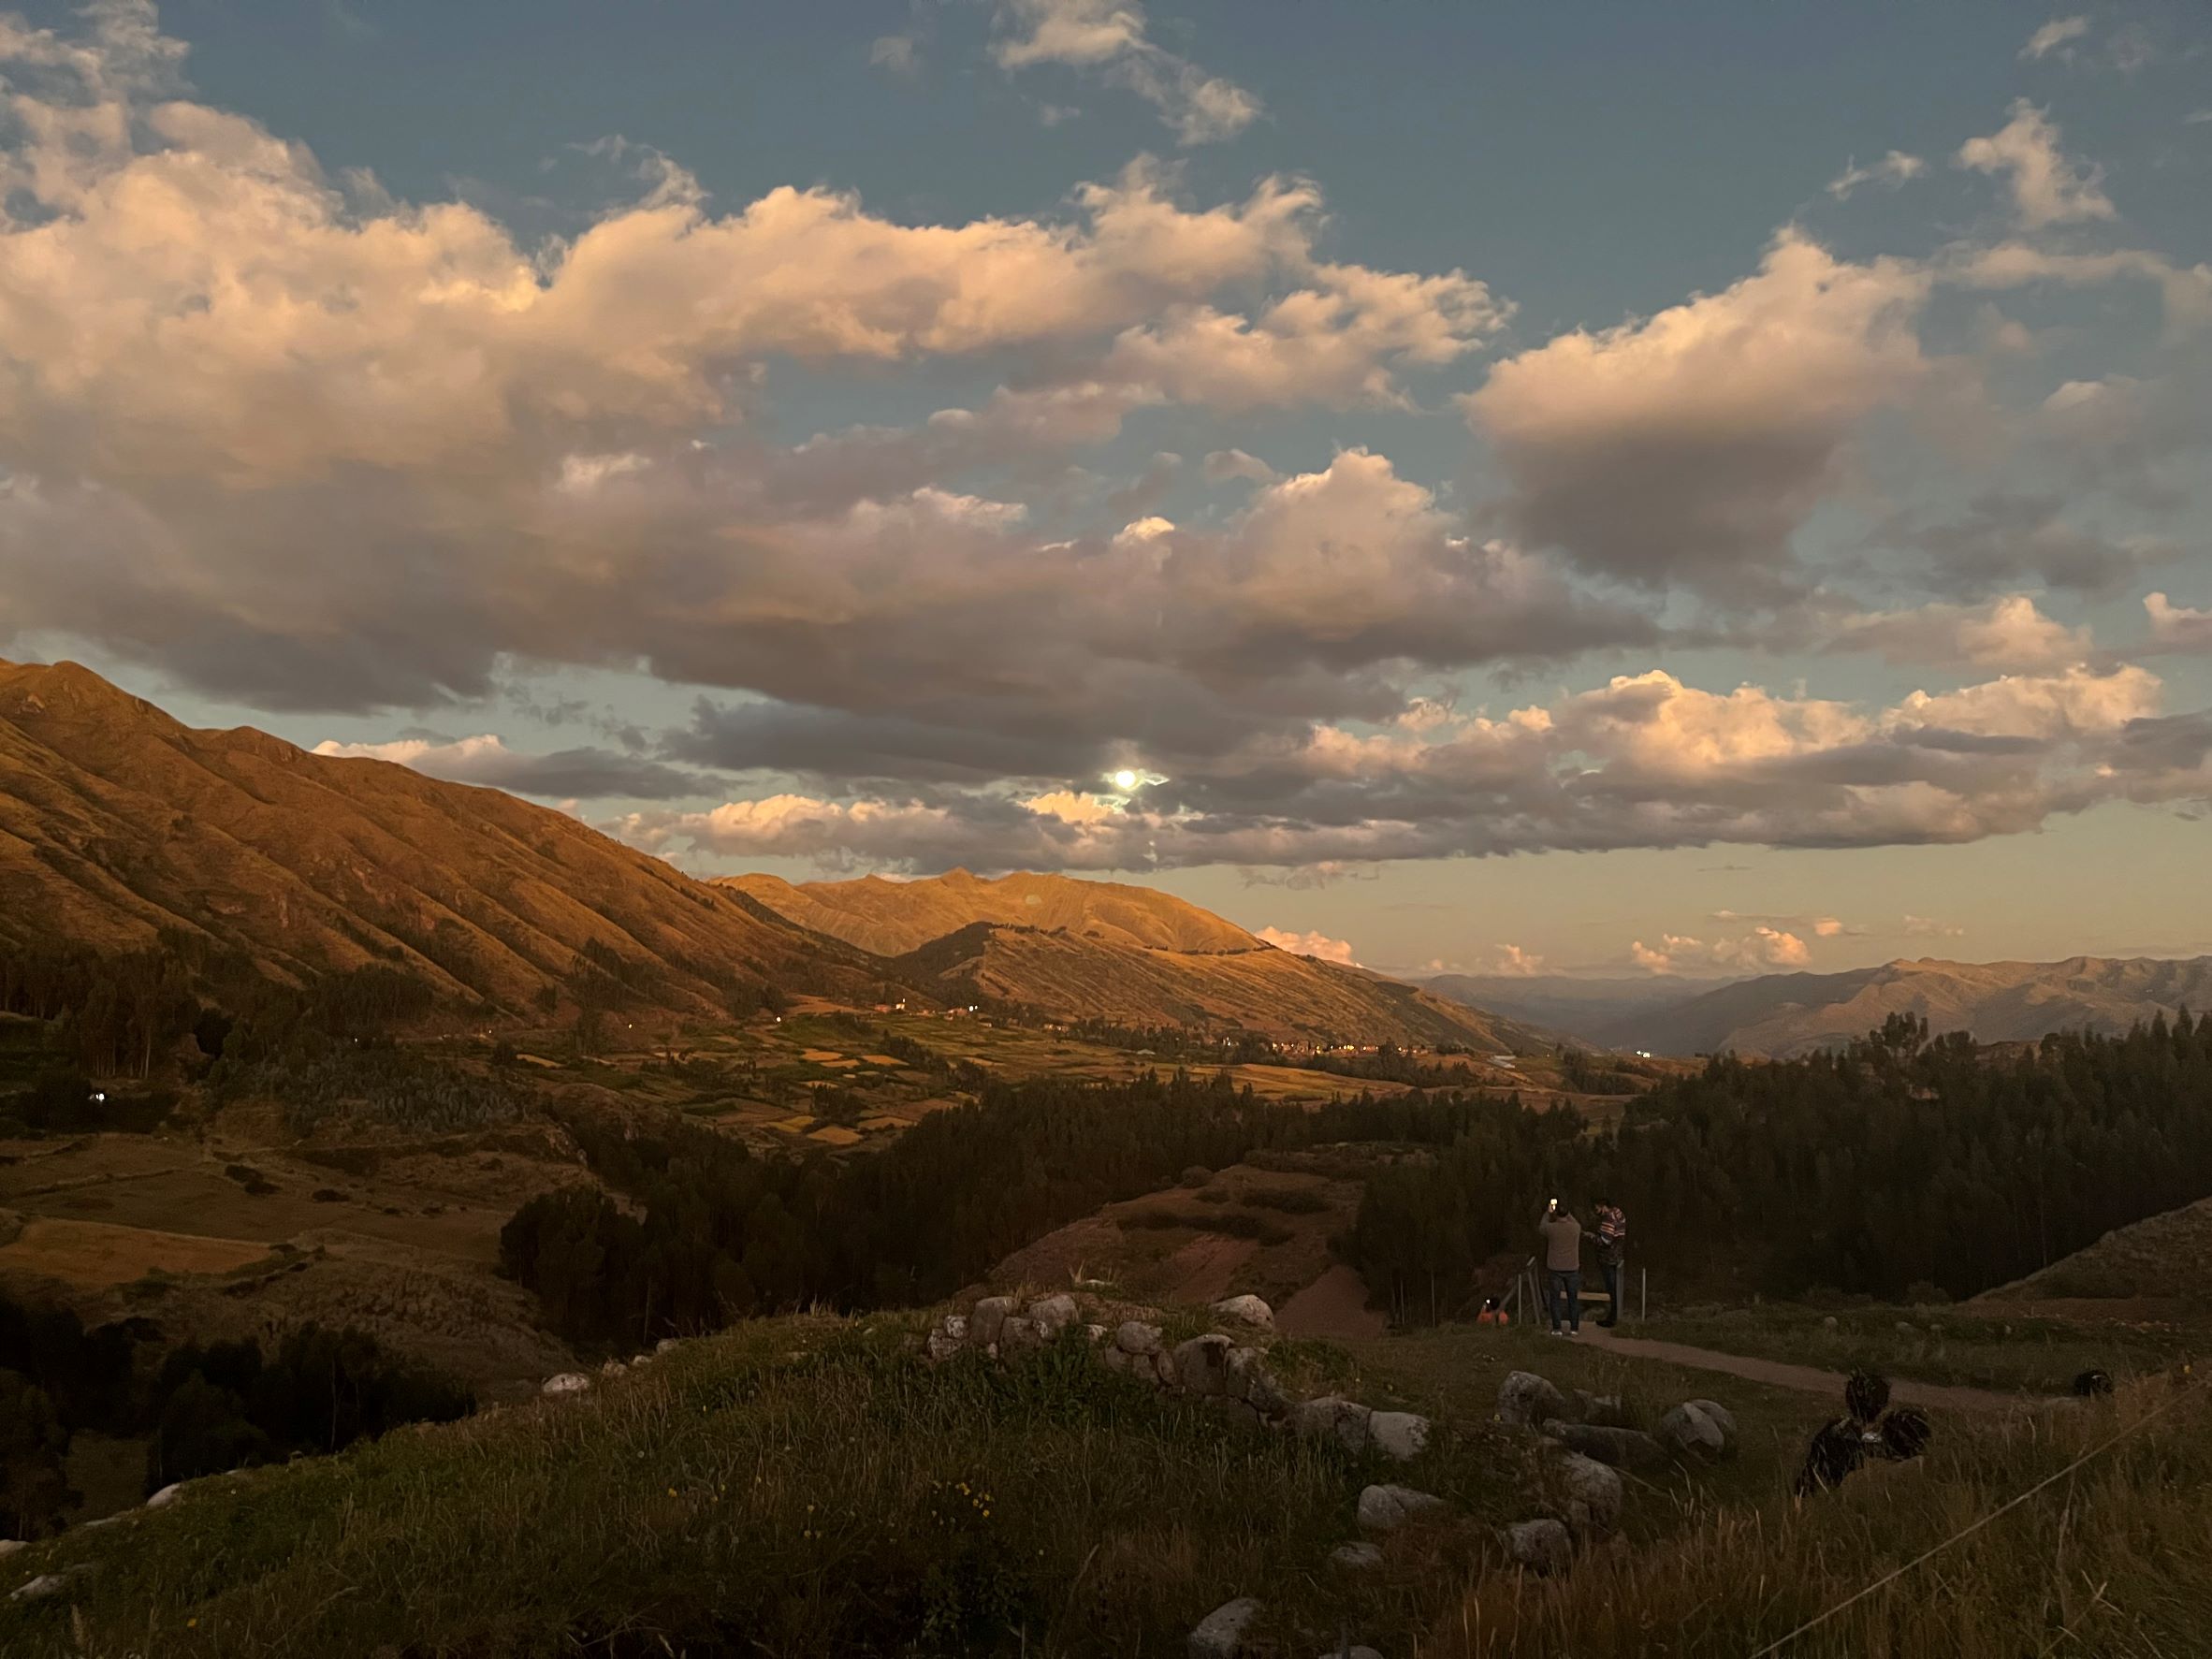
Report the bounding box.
[1952,245,2212,342]
[1826,151,1926,199]
[992,0,1261,145]
[1826,594,2093,671]
[1713,910,1857,939]
[1901,914,1967,939]
[2019,17,2089,61]
[1957,101,2116,227]
[1203,447,1277,485]
[2145,593,2212,653]
[1256,926,1358,966]
[868,34,920,77]
[1465,231,1930,592]
[311,734,706,798]
[1880,493,2172,596]
[1486,943,1546,976]
[1632,925,1811,974]
[624,662,2200,873]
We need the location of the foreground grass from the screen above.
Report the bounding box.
[0,1315,1550,1657]
[1641,1302,2200,1394]
[7,1312,2204,1656]
[1439,1369,2212,1657]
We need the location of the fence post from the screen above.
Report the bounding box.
[1640,1267,1648,1323]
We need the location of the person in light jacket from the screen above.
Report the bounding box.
[1537,1198,1583,1337]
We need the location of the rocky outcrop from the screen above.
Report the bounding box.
[1368,1410,1432,1462]
[1211,1294,1274,1330]
[1188,1595,1263,1658]
[540,1372,591,1397]
[1356,1483,1448,1533]
[1656,1402,1731,1463]
[1554,1452,1623,1537]
[1503,1517,1573,1574]
[1497,1370,1568,1428]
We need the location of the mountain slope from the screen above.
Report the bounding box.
[732,871,1538,1049]
[1977,1194,2212,1315]
[720,868,1257,956]
[0,659,882,1018]
[1601,955,2212,1057]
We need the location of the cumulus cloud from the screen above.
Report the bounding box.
[1953,245,2212,342]
[623,662,2203,873]
[1486,943,1546,976]
[1826,594,2093,671]
[2145,593,2212,653]
[1957,101,2116,227]
[1255,926,1358,966]
[1632,925,1811,974]
[1826,151,1926,199]
[1465,231,1930,592]
[1902,914,1967,939]
[992,0,1261,145]
[311,734,705,798]
[2020,17,2089,61]
[868,34,920,76]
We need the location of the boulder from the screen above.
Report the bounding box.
[1822,1315,1840,1332]
[1545,1421,1665,1470]
[1683,1399,1739,1453]
[145,1483,183,1510]
[1554,1451,1623,1536]
[1655,1403,1727,1463]
[1211,1294,1274,1330]
[1027,1293,1080,1338]
[924,1330,964,1364]
[970,1296,1016,1349]
[0,1539,23,1558]
[1188,1595,1264,1659]
[541,1372,591,1397]
[1570,1390,1632,1428]
[1288,1396,1373,1452]
[1357,1483,1448,1533]
[1497,1370,1567,1428]
[9,1574,70,1603]
[1328,1541,1384,1573]
[1153,1351,1181,1388]
[1084,1324,1110,1345]
[999,1316,1044,1353]
[1173,1334,1237,1396]
[939,1314,969,1345]
[1226,1347,1288,1418]
[1115,1320,1165,1356]
[600,1360,627,1377]
[1504,1517,1573,1574]
[1368,1411,1432,1462]
[1099,1345,1134,1375]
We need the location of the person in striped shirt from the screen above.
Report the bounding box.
[1594,1199,1627,1329]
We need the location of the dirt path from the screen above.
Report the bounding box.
[1275,1263,1387,1340]
[1574,1324,2049,1414]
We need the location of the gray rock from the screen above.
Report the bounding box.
[1357,1483,1448,1533]
[1822,1315,1840,1332]
[1683,1399,1739,1453]
[0,1539,23,1558]
[1116,1320,1164,1356]
[1084,1323,1109,1345]
[1099,1345,1133,1375]
[971,1296,1016,1348]
[1546,1421,1665,1470]
[1504,1516,1573,1574]
[1027,1293,1080,1337]
[1288,1395,1373,1452]
[145,1483,183,1510]
[1570,1390,1632,1428]
[1188,1595,1264,1658]
[1894,1320,1918,1336]
[1211,1293,1274,1330]
[654,1336,680,1355]
[541,1372,591,1397]
[1173,1334,1237,1396]
[600,1360,627,1377]
[1328,1541,1384,1572]
[1655,1403,1727,1463]
[1555,1451,1623,1536]
[924,1330,964,1363]
[938,1314,969,1345]
[999,1316,1044,1353]
[1154,1350,1181,1388]
[9,1574,69,1603]
[1227,1347,1288,1418]
[1369,1410,1432,1462]
[1497,1370,1567,1428]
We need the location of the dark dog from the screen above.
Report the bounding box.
[2073,1369,2114,1398]
[1797,1372,1932,1497]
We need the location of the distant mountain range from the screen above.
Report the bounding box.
[0,661,1535,1048]
[1425,956,2212,1057]
[727,870,1539,1050]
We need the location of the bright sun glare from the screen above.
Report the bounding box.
[1112,769,1140,792]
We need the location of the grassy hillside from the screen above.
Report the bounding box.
[0,659,886,1024]
[1978,1195,2212,1316]
[721,869,1259,956]
[4,1308,2205,1656]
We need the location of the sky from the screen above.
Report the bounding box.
[1,0,2208,980]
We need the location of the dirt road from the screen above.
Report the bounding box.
[1574,1324,2050,1413]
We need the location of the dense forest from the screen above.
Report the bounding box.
[1353,1012,2212,1320]
[500,1073,1480,1349]
[0,1293,472,1537]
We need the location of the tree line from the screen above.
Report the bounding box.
[500,1071,1489,1350]
[1351,1012,2212,1321]
[0,1291,472,1537]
